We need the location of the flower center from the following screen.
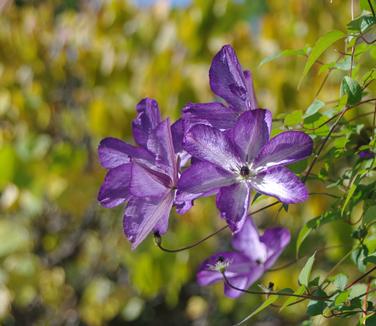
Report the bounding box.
[240,165,250,177]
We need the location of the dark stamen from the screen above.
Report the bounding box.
[240,165,250,177]
[217,256,225,263]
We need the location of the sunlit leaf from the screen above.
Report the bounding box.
[298,253,316,287]
[299,30,346,88]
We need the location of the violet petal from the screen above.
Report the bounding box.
[251,166,308,204]
[98,137,153,169]
[232,218,267,263]
[129,162,171,202]
[183,124,242,172]
[209,45,249,112]
[216,182,250,233]
[97,163,132,208]
[132,98,161,147]
[123,192,174,250]
[229,109,271,162]
[261,227,291,270]
[183,102,239,130]
[254,131,313,171]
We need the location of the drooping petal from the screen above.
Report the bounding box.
[98,163,132,208]
[232,218,267,263]
[223,275,252,298]
[123,192,174,250]
[171,119,191,168]
[254,131,313,171]
[183,102,239,130]
[146,119,177,181]
[216,182,250,233]
[209,45,249,112]
[98,137,153,169]
[229,109,271,162]
[171,118,185,154]
[261,227,291,270]
[183,124,241,172]
[132,98,161,147]
[178,161,235,195]
[224,265,264,298]
[251,166,308,204]
[129,162,171,202]
[243,70,258,110]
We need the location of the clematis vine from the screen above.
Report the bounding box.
[178,108,313,232]
[98,98,190,249]
[197,218,290,298]
[183,44,259,131]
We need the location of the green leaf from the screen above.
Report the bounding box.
[296,224,312,258]
[364,252,376,264]
[306,289,328,316]
[333,274,348,291]
[341,183,357,215]
[298,30,345,87]
[364,205,376,223]
[365,312,376,326]
[233,295,279,326]
[299,253,316,287]
[280,285,306,312]
[352,245,369,272]
[334,290,350,306]
[347,15,376,33]
[349,284,367,300]
[340,76,363,106]
[303,99,325,118]
[284,110,303,126]
[259,48,307,66]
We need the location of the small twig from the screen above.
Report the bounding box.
[362,278,373,322]
[368,0,375,17]
[221,272,331,301]
[303,106,348,182]
[154,225,228,253]
[345,266,376,290]
[309,191,340,199]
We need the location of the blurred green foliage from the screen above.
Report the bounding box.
[0,0,375,325]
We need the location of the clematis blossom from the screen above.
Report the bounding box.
[197,218,291,298]
[98,98,190,249]
[183,44,259,131]
[178,108,313,232]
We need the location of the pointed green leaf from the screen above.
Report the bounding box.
[296,224,312,258]
[341,183,357,215]
[347,15,376,33]
[340,76,363,106]
[333,274,348,291]
[303,99,325,118]
[299,253,316,287]
[259,48,307,66]
[279,285,306,312]
[364,205,376,223]
[334,290,349,306]
[284,110,303,126]
[298,30,345,88]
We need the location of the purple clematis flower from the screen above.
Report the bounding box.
[358,150,375,159]
[177,108,313,232]
[197,218,291,298]
[183,44,258,131]
[98,98,190,249]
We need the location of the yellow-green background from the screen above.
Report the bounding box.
[0,0,374,325]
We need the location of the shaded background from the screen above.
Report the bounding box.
[0,0,374,325]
